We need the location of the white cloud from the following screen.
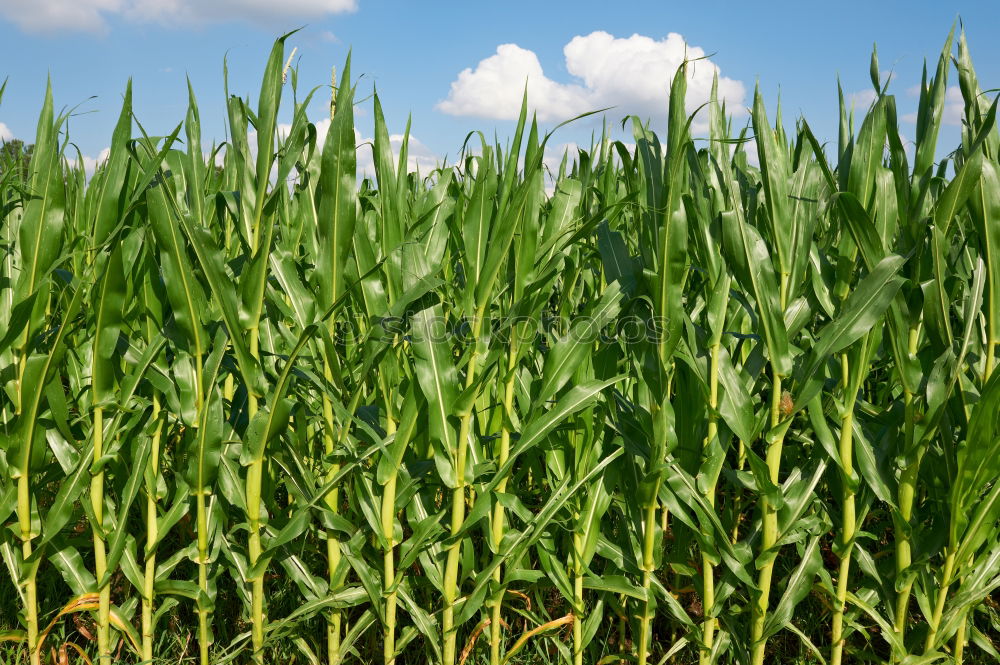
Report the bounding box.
[742,138,759,167]
[897,130,914,158]
[541,139,635,173]
[900,85,964,126]
[847,89,877,111]
[543,142,579,176]
[0,0,119,33]
[0,0,357,33]
[124,0,357,26]
[395,135,440,174]
[0,130,110,175]
[356,131,441,179]
[74,147,111,175]
[275,119,442,181]
[942,85,965,126]
[539,139,638,195]
[86,147,111,172]
[277,117,330,150]
[438,43,590,122]
[541,142,581,196]
[313,118,331,146]
[437,31,746,129]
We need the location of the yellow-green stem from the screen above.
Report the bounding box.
[442,312,484,665]
[924,552,956,652]
[327,385,363,664]
[731,438,747,544]
[954,617,967,665]
[489,344,518,665]
[14,351,39,665]
[894,325,921,641]
[637,493,660,665]
[985,340,996,385]
[20,540,39,665]
[572,542,584,665]
[325,532,341,661]
[700,341,721,665]
[196,482,211,665]
[381,415,399,665]
[142,396,164,662]
[831,353,857,665]
[191,351,209,665]
[750,370,785,665]
[92,406,111,665]
[325,352,368,665]
[247,326,264,662]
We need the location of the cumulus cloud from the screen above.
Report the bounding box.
[741,137,759,167]
[901,85,964,126]
[84,147,111,173]
[539,140,639,195]
[304,121,442,177]
[437,31,746,128]
[539,142,582,196]
[354,130,441,179]
[69,147,111,176]
[0,122,13,141]
[274,119,442,181]
[543,142,579,177]
[0,0,357,33]
[846,89,878,111]
[941,85,965,126]
[438,44,590,122]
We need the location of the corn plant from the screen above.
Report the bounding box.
[3,26,1000,665]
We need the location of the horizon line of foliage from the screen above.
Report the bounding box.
[2,24,1000,665]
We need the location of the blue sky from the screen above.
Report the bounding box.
[0,1,997,171]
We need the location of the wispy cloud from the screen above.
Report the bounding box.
[0,0,357,34]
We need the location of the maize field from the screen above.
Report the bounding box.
[2,26,1000,665]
